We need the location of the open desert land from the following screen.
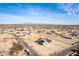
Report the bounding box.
[0,24,79,56]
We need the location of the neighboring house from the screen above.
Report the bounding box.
[71,32,79,37]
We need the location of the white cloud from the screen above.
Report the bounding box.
[0,3,79,25]
[58,3,79,16]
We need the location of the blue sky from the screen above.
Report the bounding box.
[0,3,79,25]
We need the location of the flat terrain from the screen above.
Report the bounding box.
[0,24,79,56]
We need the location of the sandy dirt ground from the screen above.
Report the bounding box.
[0,24,79,56]
[0,33,29,56]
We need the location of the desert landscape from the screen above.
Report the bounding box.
[0,24,79,56]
